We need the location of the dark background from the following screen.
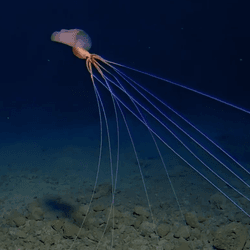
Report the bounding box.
[0,0,249,134]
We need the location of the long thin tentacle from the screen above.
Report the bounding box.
[103,59,250,115]
[95,60,250,178]
[93,60,250,193]
[96,61,250,181]
[110,66,250,184]
[69,80,104,250]
[93,85,116,250]
[93,72,250,218]
[93,62,250,189]
[102,68,196,249]
[103,73,250,201]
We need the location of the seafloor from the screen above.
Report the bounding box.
[0,110,249,250]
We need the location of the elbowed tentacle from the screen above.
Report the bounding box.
[111,66,250,182]
[93,72,250,218]
[94,65,250,194]
[69,80,104,250]
[95,70,121,249]
[94,62,157,223]
[94,85,114,238]
[83,84,118,250]
[97,65,194,247]
[104,59,250,115]
[102,62,250,178]
[106,73,250,202]
[102,77,158,228]
[91,62,250,191]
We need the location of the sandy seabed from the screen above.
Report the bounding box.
[0,116,250,250]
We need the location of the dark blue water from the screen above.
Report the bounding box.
[0,0,249,249]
